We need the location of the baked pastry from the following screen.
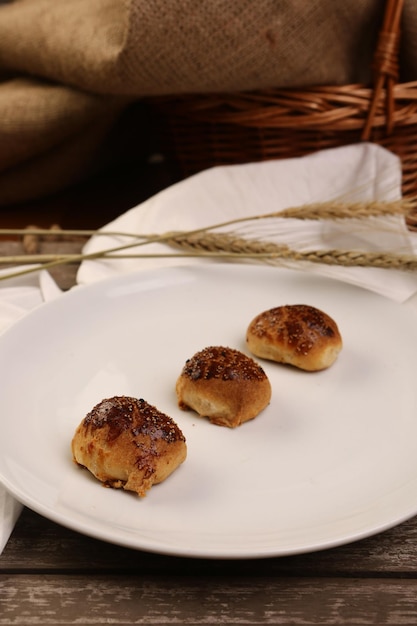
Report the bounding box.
[176,346,271,428]
[71,396,187,497]
[246,304,342,371]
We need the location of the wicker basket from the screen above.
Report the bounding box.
[151,0,417,225]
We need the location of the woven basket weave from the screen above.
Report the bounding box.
[152,0,417,226]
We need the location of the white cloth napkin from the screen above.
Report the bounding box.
[0,268,62,554]
[77,143,417,303]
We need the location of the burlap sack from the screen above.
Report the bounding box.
[0,0,414,205]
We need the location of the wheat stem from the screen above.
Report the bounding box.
[0,199,415,282]
[1,239,416,284]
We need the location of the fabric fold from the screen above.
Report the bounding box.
[0,269,61,554]
[0,0,416,205]
[0,0,383,95]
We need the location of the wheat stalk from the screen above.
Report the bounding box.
[165,231,417,270]
[2,230,416,284]
[0,199,415,281]
[0,198,413,242]
[273,199,413,220]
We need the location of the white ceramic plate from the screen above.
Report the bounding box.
[0,264,417,559]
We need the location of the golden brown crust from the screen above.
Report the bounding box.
[71,396,187,497]
[246,305,342,371]
[175,346,272,428]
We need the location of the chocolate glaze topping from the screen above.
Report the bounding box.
[250,305,338,355]
[83,396,185,444]
[181,346,267,381]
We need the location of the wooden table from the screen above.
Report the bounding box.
[3,503,417,623]
[2,164,417,625]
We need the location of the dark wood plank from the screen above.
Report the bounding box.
[2,573,417,624]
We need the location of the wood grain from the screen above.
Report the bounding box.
[3,572,417,624]
[3,506,417,626]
